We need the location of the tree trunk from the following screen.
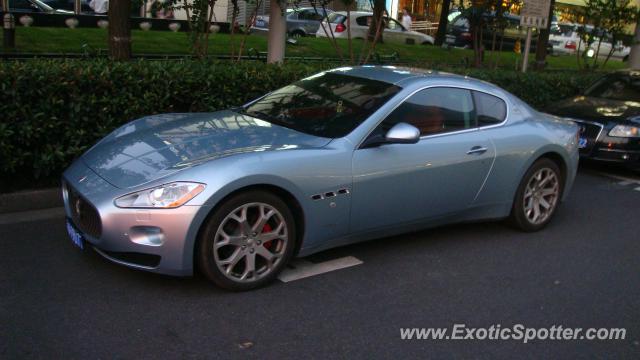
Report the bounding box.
[108,0,132,60]
[534,0,555,70]
[368,0,385,43]
[434,0,451,46]
[347,9,353,63]
[628,18,640,69]
[266,0,285,63]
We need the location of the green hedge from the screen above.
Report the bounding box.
[0,60,603,189]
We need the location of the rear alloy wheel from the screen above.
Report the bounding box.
[198,191,296,290]
[510,158,563,232]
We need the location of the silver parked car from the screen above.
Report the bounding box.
[252,7,333,38]
[63,66,579,290]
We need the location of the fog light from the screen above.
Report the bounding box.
[128,226,164,246]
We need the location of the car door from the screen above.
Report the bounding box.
[353,15,372,39]
[350,87,496,233]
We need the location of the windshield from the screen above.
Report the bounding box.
[239,71,401,138]
[585,74,640,101]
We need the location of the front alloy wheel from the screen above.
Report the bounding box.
[198,191,296,290]
[214,203,288,282]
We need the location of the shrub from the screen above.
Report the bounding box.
[0,59,604,190]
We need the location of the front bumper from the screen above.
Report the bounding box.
[62,160,208,276]
[575,120,640,166]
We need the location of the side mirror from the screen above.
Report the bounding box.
[361,122,420,148]
[385,122,420,144]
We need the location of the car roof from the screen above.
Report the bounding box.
[333,11,374,17]
[287,7,331,12]
[324,66,513,98]
[325,66,467,85]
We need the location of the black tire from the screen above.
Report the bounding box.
[197,190,296,291]
[291,30,305,38]
[509,158,564,232]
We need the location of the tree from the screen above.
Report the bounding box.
[310,0,344,61]
[462,0,490,67]
[580,0,637,69]
[341,0,356,63]
[435,0,452,46]
[167,0,218,58]
[367,0,385,43]
[267,0,286,63]
[533,0,555,70]
[629,14,640,69]
[108,0,132,60]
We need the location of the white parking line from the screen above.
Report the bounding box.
[618,180,634,186]
[635,187,640,192]
[595,171,640,185]
[278,256,363,283]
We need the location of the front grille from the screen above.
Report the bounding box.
[575,120,603,154]
[66,183,102,239]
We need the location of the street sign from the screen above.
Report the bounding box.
[519,0,552,73]
[520,0,552,28]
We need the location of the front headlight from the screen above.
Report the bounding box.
[115,182,205,208]
[608,125,640,138]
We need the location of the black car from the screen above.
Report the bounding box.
[546,71,640,166]
[0,0,73,14]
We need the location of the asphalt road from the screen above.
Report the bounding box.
[1,164,639,359]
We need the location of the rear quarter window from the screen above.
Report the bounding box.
[327,13,347,24]
[473,91,507,126]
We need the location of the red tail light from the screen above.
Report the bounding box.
[565,41,576,50]
[335,23,346,33]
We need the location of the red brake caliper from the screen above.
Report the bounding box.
[262,223,273,250]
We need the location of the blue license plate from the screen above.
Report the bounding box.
[66,219,84,250]
[578,137,588,149]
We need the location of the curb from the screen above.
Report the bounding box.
[0,187,62,214]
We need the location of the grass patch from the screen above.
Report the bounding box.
[3,26,627,70]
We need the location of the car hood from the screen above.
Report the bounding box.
[82,111,332,188]
[546,96,640,124]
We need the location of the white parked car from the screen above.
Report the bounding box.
[316,11,434,45]
[549,23,630,60]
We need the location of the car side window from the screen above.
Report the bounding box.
[380,87,476,136]
[473,91,507,126]
[356,16,370,27]
[299,9,323,21]
[386,18,404,31]
[11,0,37,11]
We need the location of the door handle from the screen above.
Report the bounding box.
[466,146,488,155]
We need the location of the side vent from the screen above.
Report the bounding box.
[311,188,350,201]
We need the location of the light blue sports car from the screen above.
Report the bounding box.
[63,66,579,290]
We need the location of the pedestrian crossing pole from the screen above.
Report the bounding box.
[519,0,551,73]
